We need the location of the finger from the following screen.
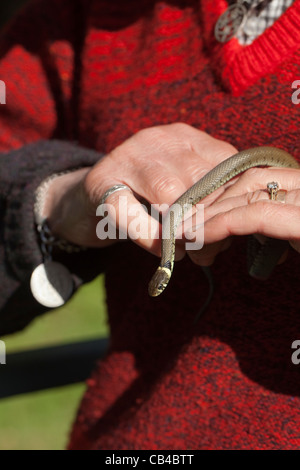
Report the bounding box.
[203,187,300,222]
[215,167,300,203]
[96,188,160,255]
[97,188,186,260]
[86,158,187,257]
[202,201,300,245]
[183,187,300,264]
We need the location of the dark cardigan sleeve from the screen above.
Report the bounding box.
[0,0,111,335]
[0,140,111,336]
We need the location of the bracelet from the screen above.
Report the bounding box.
[37,219,87,257]
[34,172,87,255]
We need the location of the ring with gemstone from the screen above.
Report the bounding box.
[266,182,287,203]
[267,181,279,200]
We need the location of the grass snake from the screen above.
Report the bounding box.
[148,146,299,299]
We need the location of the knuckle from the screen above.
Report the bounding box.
[153,175,184,199]
[256,201,277,231]
[246,189,267,205]
[242,167,265,181]
[189,165,212,184]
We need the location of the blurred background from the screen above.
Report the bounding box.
[0,1,29,28]
[0,0,109,450]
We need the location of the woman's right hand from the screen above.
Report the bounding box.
[44,123,238,261]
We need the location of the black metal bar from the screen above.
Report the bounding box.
[0,338,109,398]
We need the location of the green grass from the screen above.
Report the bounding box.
[0,274,109,450]
[0,384,86,450]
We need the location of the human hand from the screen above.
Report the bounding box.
[43,123,238,257]
[184,165,300,267]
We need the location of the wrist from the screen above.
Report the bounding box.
[37,167,91,241]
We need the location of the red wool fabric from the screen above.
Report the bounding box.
[1,0,300,450]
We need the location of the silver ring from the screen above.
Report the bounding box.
[99,184,133,206]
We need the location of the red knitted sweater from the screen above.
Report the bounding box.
[1,0,300,450]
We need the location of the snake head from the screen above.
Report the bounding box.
[148,267,171,297]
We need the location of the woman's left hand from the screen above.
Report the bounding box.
[184,165,300,267]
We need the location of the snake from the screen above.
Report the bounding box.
[148,146,300,297]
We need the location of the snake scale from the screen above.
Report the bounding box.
[148,146,300,297]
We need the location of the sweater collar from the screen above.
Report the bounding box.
[199,0,300,95]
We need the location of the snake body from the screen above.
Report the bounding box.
[148,146,299,297]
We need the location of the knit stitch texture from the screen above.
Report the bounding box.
[0,0,300,450]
